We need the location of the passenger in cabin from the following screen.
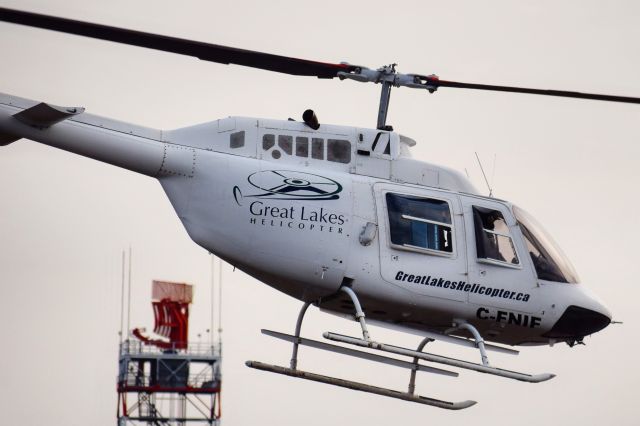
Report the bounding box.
[411,207,452,252]
[474,208,506,262]
[429,208,452,252]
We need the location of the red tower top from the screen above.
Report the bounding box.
[133,280,192,350]
[119,279,221,424]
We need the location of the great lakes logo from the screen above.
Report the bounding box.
[233,170,347,235]
[233,170,342,204]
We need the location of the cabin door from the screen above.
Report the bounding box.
[459,196,539,314]
[375,183,468,303]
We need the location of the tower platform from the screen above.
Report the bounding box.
[117,340,221,425]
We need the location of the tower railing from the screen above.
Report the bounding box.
[120,339,221,357]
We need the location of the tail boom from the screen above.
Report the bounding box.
[0,93,166,177]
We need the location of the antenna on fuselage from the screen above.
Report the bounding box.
[475,152,493,197]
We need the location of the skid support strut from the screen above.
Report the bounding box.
[340,286,371,341]
[449,321,490,366]
[290,287,371,370]
[290,302,311,370]
[408,336,433,395]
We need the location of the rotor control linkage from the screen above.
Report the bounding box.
[337,64,439,92]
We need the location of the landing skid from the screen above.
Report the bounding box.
[246,286,555,408]
[262,329,458,377]
[246,361,476,410]
[323,332,555,383]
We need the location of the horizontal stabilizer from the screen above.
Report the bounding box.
[0,132,20,146]
[13,102,84,128]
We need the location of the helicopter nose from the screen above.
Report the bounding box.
[544,305,611,340]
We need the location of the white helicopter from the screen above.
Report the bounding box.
[1,7,634,410]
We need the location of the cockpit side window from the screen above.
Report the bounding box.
[472,206,519,266]
[513,206,579,283]
[386,193,453,254]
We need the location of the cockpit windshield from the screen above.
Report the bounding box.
[513,206,579,283]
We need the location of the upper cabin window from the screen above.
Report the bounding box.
[262,134,275,150]
[472,206,519,266]
[230,131,245,148]
[386,193,453,254]
[278,135,293,155]
[261,133,351,164]
[327,139,351,163]
[312,138,324,160]
[296,137,309,157]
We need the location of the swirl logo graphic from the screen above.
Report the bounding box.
[233,170,342,205]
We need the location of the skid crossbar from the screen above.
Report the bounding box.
[416,329,519,355]
[324,332,555,383]
[263,329,457,377]
[246,361,476,410]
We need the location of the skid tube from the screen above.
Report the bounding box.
[246,361,476,410]
[264,329,458,377]
[323,332,555,383]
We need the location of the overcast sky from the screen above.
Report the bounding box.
[1,1,639,425]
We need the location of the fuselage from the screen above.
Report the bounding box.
[0,93,611,347]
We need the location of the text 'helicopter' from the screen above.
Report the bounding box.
[1,7,636,410]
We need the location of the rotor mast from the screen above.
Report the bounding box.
[376,65,395,130]
[337,64,440,130]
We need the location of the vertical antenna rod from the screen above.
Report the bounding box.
[126,245,132,337]
[210,254,215,345]
[475,152,493,197]
[218,258,223,344]
[119,250,125,343]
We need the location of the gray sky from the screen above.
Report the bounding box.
[0,1,638,425]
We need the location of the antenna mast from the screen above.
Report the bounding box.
[214,253,216,346]
[126,245,132,335]
[475,152,493,197]
[119,250,125,343]
[218,257,223,344]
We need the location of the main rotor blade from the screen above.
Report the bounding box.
[420,76,640,104]
[3,8,638,104]
[0,7,356,78]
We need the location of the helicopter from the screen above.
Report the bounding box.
[0,7,635,410]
